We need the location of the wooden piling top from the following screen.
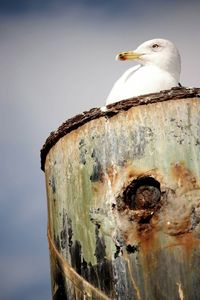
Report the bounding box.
[40,87,200,171]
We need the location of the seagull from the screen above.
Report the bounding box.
[106,38,181,105]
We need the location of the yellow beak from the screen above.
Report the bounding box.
[116,51,142,61]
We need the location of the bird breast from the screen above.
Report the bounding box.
[106,65,178,104]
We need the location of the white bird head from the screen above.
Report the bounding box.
[117,38,181,80]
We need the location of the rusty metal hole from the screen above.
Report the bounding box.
[123,176,161,210]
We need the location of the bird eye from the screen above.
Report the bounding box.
[152,43,160,49]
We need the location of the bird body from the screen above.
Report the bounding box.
[106,38,181,105]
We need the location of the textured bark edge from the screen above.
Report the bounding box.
[47,229,112,300]
[41,87,200,171]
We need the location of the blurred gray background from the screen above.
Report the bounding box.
[0,1,199,299]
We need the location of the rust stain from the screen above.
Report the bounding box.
[127,168,145,181]
[136,226,161,274]
[175,232,200,258]
[91,181,106,196]
[110,164,163,252]
[137,220,160,254]
[92,161,200,260]
[92,159,165,201]
[165,216,191,236]
[119,207,160,253]
[165,232,200,260]
[171,161,199,192]
[106,162,143,185]
[102,163,145,197]
[106,164,119,185]
[106,161,163,196]
[124,164,161,182]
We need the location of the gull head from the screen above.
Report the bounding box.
[117,38,181,80]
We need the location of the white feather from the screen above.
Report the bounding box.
[106,38,181,105]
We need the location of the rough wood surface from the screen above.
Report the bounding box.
[41,87,200,170]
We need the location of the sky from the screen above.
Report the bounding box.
[0,1,200,299]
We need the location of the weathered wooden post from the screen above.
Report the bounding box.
[41,87,200,300]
